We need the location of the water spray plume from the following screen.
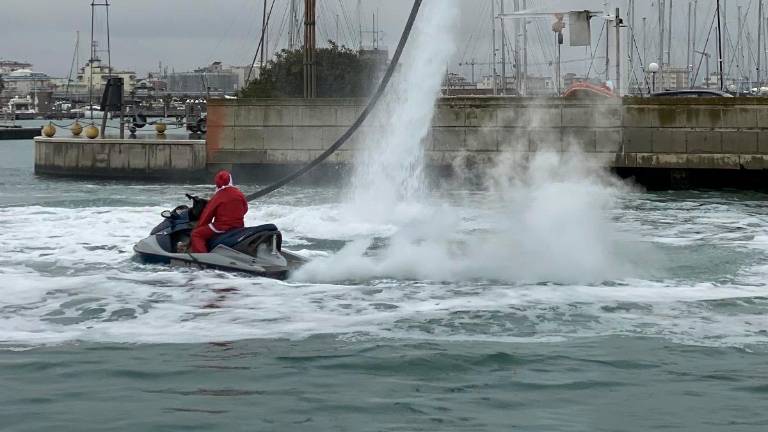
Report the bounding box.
[348,0,459,222]
[296,0,644,284]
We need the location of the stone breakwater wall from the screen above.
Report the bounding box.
[33,97,768,186]
[34,136,207,180]
[206,96,768,176]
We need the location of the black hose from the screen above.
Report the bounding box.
[245,0,424,202]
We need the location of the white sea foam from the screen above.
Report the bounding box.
[1,0,767,348]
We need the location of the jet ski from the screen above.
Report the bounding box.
[133,194,306,280]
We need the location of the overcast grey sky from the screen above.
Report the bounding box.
[0,0,755,79]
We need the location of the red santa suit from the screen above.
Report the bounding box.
[190,171,249,253]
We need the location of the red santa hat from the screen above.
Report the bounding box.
[214,170,234,190]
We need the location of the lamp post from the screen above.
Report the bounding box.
[648,62,660,93]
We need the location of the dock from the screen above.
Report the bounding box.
[0,125,41,140]
[34,134,206,180]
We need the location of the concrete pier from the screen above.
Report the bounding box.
[0,126,41,140]
[34,136,206,180]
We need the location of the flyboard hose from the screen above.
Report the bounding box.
[245,0,424,202]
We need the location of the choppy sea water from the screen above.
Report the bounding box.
[1,129,768,431]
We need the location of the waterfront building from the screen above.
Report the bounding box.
[702,72,739,90]
[227,65,255,90]
[72,58,137,96]
[0,69,55,97]
[0,60,33,74]
[168,62,240,96]
[477,74,500,91]
[525,75,555,96]
[644,67,690,91]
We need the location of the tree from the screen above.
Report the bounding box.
[240,42,383,98]
[0,75,4,94]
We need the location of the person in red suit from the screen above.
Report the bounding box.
[190,170,249,253]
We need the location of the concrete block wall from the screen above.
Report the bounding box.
[206,99,366,166]
[206,97,624,169]
[207,97,768,172]
[621,97,768,169]
[34,137,207,179]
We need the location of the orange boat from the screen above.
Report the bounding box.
[562,81,615,98]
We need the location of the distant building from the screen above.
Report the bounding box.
[0,69,55,97]
[168,62,240,95]
[442,72,473,89]
[443,73,554,96]
[702,72,740,90]
[0,60,33,74]
[477,74,500,91]
[646,67,690,91]
[228,65,255,89]
[441,72,481,96]
[64,58,137,96]
[525,75,555,96]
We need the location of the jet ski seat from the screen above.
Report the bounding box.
[207,224,280,251]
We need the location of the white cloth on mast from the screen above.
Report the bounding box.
[569,11,592,47]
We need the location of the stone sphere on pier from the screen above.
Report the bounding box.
[155,122,167,135]
[42,122,56,138]
[71,121,83,136]
[84,125,99,139]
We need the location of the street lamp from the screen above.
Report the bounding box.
[648,62,660,93]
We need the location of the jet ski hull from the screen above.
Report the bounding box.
[134,231,303,281]
[134,250,290,280]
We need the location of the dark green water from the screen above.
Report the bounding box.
[3,337,767,432]
[1,125,768,431]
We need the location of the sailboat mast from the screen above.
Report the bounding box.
[89,1,95,120]
[759,0,763,87]
[522,0,528,96]
[659,0,665,86]
[643,16,647,69]
[606,12,610,83]
[513,0,521,95]
[66,31,80,97]
[615,8,621,95]
[289,0,296,50]
[629,0,635,91]
[260,0,267,68]
[738,5,743,85]
[717,0,724,91]
[105,0,111,73]
[687,2,692,87]
[667,0,673,66]
[492,0,498,96]
[500,0,506,94]
[358,0,363,50]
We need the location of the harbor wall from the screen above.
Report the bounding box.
[32,97,768,187]
[206,97,768,180]
[34,136,207,180]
